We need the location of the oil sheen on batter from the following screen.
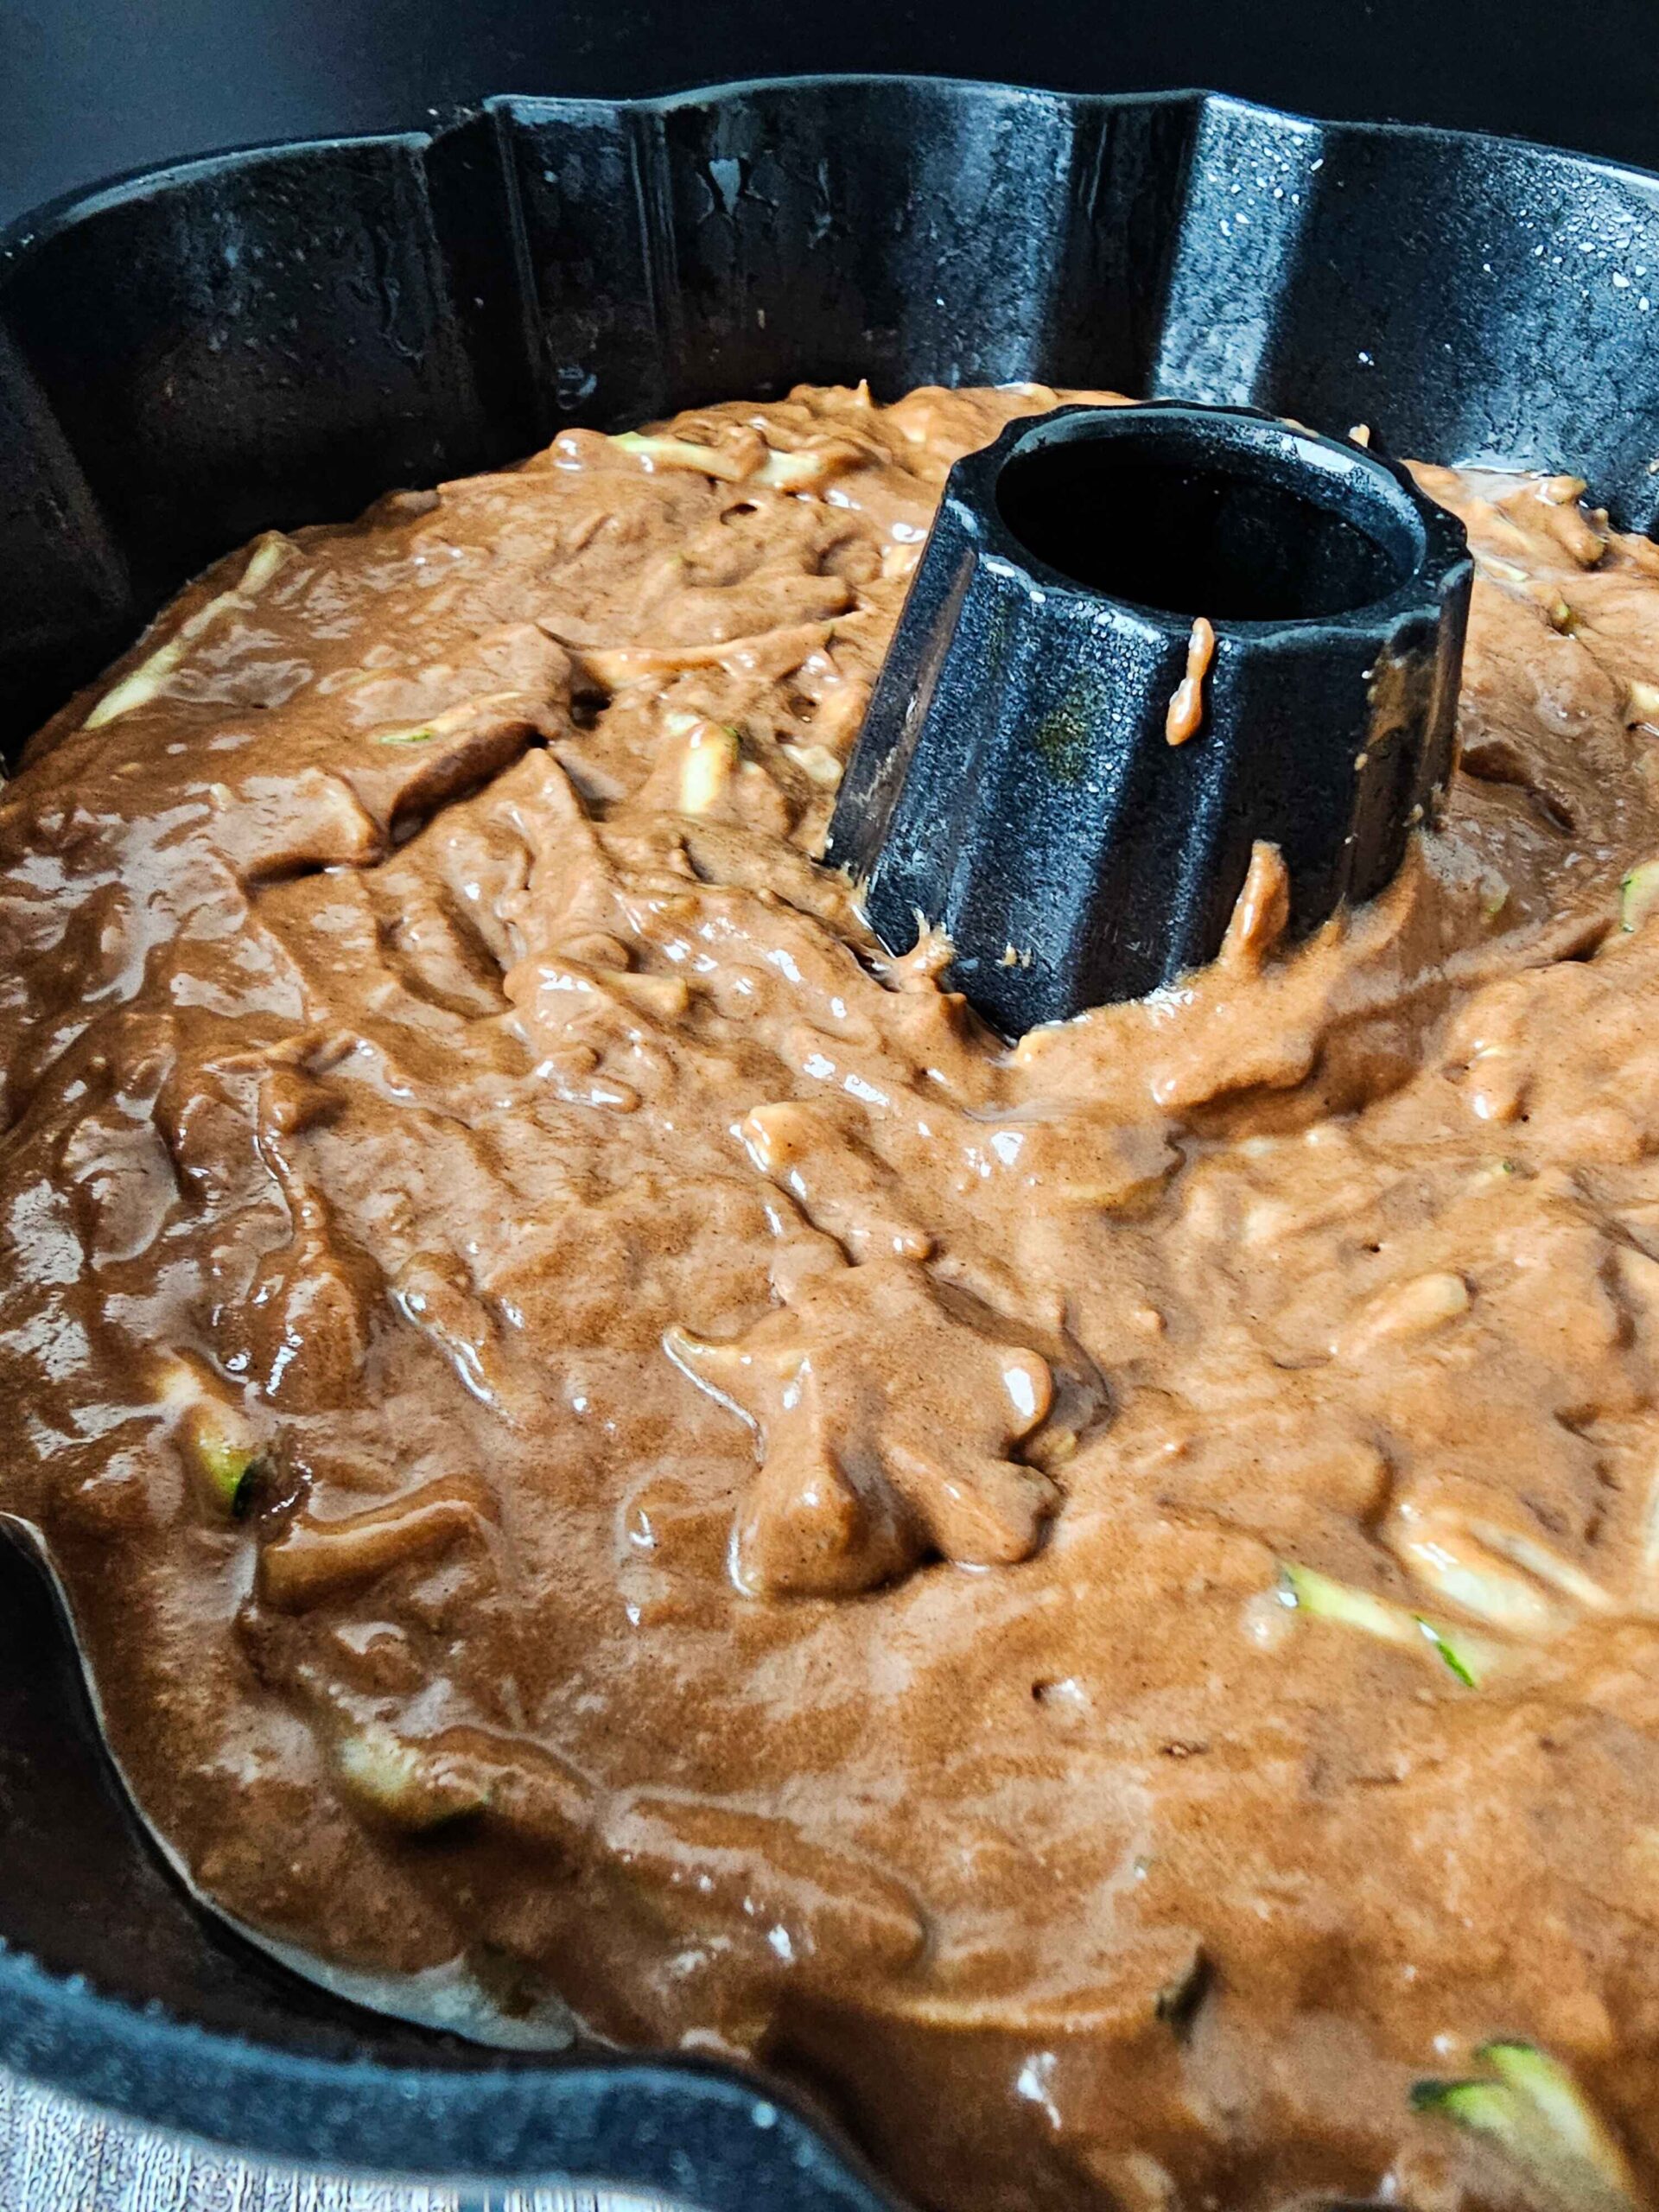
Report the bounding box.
[4,383,1659,2212]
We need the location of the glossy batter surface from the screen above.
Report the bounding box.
[5,384,1659,2212]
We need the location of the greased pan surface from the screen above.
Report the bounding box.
[4,78,1659,750]
[1,74,1657,2208]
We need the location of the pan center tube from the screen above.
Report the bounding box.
[994,405,1423,621]
[827,402,1473,1036]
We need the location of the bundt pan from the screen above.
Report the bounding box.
[3,74,1659,2209]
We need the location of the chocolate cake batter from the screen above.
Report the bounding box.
[4,382,1659,2212]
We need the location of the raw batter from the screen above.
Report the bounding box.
[3,382,1659,2212]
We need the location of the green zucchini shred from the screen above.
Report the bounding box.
[1619,859,1659,933]
[1416,1616,1481,1687]
[1480,2043,1637,2196]
[1411,2076,1523,2131]
[1412,2041,1637,2208]
[156,1354,263,1518]
[1279,1561,1489,1686]
[194,1430,259,1516]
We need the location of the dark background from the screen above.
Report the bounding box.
[5,0,1659,226]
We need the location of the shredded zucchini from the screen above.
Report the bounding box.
[85,534,290,728]
[1619,859,1659,932]
[1278,1561,1493,1687]
[193,1427,259,1516]
[1388,1500,1577,1640]
[1412,2041,1637,2209]
[608,431,750,481]
[155,1353,261,1516]
[1414,2075,1529,2133]
[1483,2044,1637,2190]
[1418,1619,1479,1688]
[677,721,741,814]
[371,685,532,747]
[1462,1519,1616,1618]
[608,430,852,493]
[334,1722,488,1831]
[753,445,850,491]
[783,740,844,789]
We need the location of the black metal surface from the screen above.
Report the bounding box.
[0,70,1656,2210]
[829,402,1471,1031]
[5,82,1659,748]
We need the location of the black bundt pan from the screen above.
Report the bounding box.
[3,74,1659,2209]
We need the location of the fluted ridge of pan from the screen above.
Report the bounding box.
[3,79,1657,740]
